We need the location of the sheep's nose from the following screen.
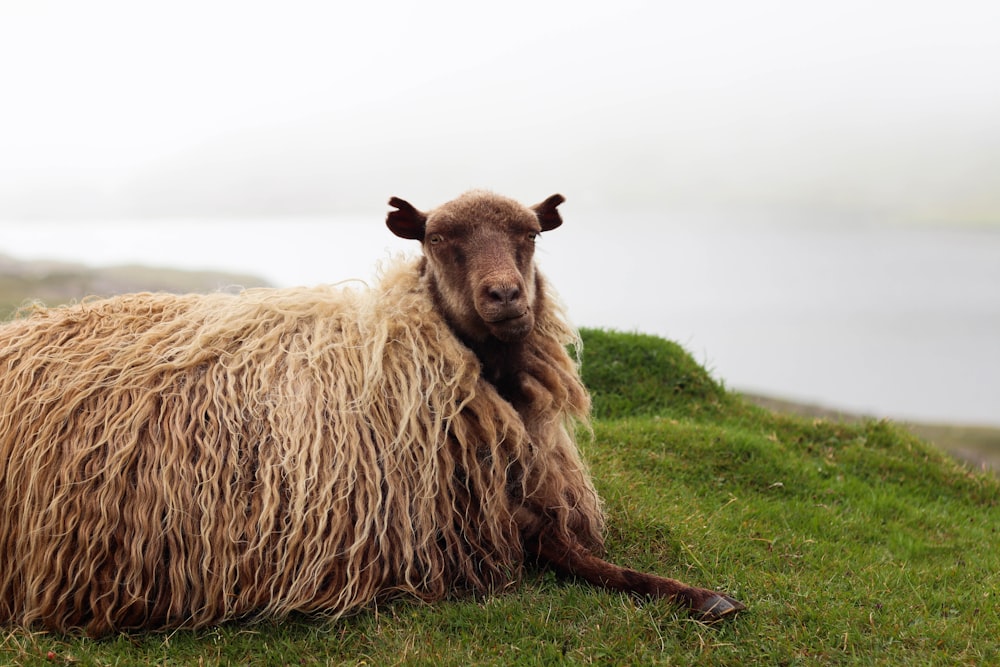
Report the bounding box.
[487,284,521,305]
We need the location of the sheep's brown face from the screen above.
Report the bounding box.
[386,191,564,343]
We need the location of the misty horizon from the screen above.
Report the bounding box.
[2,2,998,427]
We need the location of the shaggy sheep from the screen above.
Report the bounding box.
[0,191,743,635]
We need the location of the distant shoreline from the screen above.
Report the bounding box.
[0,253,270,318]
[742,392,1000,474]
[2,216,997,426]
[2,252,995,474]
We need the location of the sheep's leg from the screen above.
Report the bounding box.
[532,532,745,622]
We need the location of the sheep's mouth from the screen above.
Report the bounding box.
[486,311,528,325]
[485,312,533,341]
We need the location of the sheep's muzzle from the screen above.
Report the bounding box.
[476,274,534,342]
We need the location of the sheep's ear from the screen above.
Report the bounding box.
[386,197,427,241]
[532,194,565,231]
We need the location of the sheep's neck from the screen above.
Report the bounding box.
[465,337,528,406]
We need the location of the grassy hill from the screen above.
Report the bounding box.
[2,327,997,665]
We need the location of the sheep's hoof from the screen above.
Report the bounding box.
[691,594,746,623]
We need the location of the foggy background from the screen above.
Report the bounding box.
[2,1,998,425]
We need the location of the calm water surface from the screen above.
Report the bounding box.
[3,210,998,426]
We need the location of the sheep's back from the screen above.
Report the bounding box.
[0,272,526,634]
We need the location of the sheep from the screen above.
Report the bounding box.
[0,190,744,635]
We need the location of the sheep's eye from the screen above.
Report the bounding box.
[527,232,538,242]
[428,234,444,245]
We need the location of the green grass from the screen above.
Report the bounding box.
[3,328,999,665]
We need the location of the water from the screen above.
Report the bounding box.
[545,210,1000,427]
[2,210,998,426]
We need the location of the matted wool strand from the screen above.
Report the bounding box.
[0,258,602,635]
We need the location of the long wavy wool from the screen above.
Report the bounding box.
[0,258,602,635]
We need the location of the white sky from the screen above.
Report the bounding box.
[1,2,999,424]
[2,0,999,218]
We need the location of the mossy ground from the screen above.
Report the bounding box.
[3,328,998,666]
